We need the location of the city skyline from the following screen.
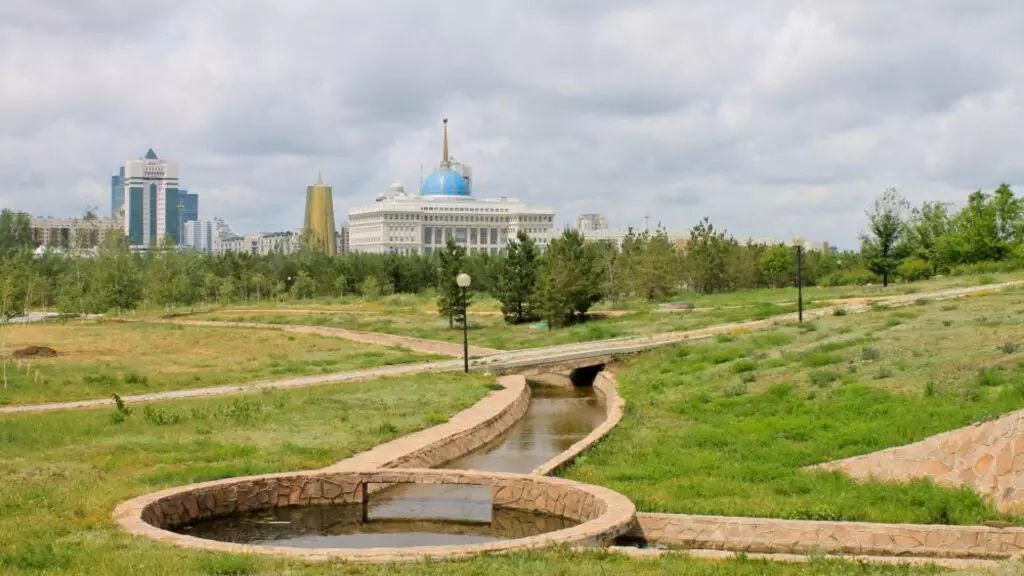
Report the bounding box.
[2,2,1023,250]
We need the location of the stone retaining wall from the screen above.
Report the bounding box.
[115,468,636,563]
[533,371,624,476]
[629,513,1024,559]
[812,408,1024,513]
[327,375,530,471]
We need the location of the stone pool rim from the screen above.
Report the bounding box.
[113,467,637,563]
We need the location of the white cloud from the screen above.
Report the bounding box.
[1,0,1022,247]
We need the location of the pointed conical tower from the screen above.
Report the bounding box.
[303,169,337,255]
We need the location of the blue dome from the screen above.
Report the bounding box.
[421,168,471,197]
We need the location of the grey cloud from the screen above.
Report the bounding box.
[1,0,1023,248]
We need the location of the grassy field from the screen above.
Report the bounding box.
[564,287,1024,525]
[175,271,1024,351]
[0,369,956,576]
[0,321,437,405]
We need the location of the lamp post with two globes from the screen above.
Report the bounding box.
[792,236,805,323]
[456,273,472,374]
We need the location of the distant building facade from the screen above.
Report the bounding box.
[182,220,214,254]
[336,222,349,255]
[31,216,122,252]
[122,148,184,246]
[216,231,300,256]
[348,119,555,255]
[303,171,337,255]
[110,167,125,219]
[575,214,607,232]
[179,191,199,223]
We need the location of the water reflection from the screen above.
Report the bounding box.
[173,382,606,548]
[179,504,578,549]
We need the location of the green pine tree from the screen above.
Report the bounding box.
[497,230,539,324]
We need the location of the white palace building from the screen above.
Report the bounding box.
[348,120,555,255]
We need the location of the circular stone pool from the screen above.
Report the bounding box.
[115,468,635,563]
[174,503,579,548]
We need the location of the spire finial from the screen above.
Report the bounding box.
[442,118,449,166]
[316,169,324,186]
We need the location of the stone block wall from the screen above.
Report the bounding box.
[630,513,1024,559]
[812,408,1024,512]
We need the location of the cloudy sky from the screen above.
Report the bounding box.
[1,1,1022,248]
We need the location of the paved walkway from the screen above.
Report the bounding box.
[3,280,1019,416]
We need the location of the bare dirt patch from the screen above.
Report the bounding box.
[12,346,59,359]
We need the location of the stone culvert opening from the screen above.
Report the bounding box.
[114,468,636,563]
[568,364,606,387]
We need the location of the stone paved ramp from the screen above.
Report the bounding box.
[3,280,1019,416]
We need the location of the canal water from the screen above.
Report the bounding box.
[175,382,607,548]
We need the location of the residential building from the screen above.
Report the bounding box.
[337,222,349,255]
[216,231,300,256]
[347,119,555,255]
[122,148,184,246]
[575,214,607,232]
[303,171,337,255]
[30,216,122,252]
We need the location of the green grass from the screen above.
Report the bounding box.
[177,270,1024,351]
[0,372,498,575]
[0,321,439,405]
[0,369,953,576]
[563,290,1024,525]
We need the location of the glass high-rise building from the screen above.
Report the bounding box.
[179,191,198,223]
[122,148,183,246]
[111,167,125,219]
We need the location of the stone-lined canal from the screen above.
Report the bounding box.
[175,381,607,548]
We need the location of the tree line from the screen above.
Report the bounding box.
[3,182,1021,326]
[860,183,1024,285]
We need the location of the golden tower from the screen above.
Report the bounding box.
[303,170,337,255]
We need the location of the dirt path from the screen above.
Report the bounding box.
[129,319,503,358]
[3,281,1019,415]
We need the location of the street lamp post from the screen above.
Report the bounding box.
[792,235,805,323]
[456,273,472,374]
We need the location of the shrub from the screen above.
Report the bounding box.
[808,370,841,387]
[740,371,758,384]
[861,347,881,361]
[732,359,758,374]
[109,393,132,424]
[378,422,398,435]
[143,405,184,426]
[924,381,939,397]
[962,387,982,402]
[723,382,749,398]
[832,308,848,316]
[802,353,841,368]
[873,366,894,380]
[885,316,903,327]
[997,342,1019,355]
[897,257,934,282]
[123,371,148,386]
[977,367,1005,387]
[942,320,954,327]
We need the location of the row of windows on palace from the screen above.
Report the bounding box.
[350,212,553,225]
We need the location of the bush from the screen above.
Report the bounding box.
[924,381,939,397]
[897,257,934,282]
[739,371,758,384]
[820,268,879,287]
[832,308,848,316]
[997,342,1020,355]
[861,347,881,361]
[808,370,841,387]
[873,366,894,380]
[977,367,1005,387]
[732,359,758,373]
[723,382,749,398]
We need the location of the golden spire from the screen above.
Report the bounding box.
[442,118,449,165]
